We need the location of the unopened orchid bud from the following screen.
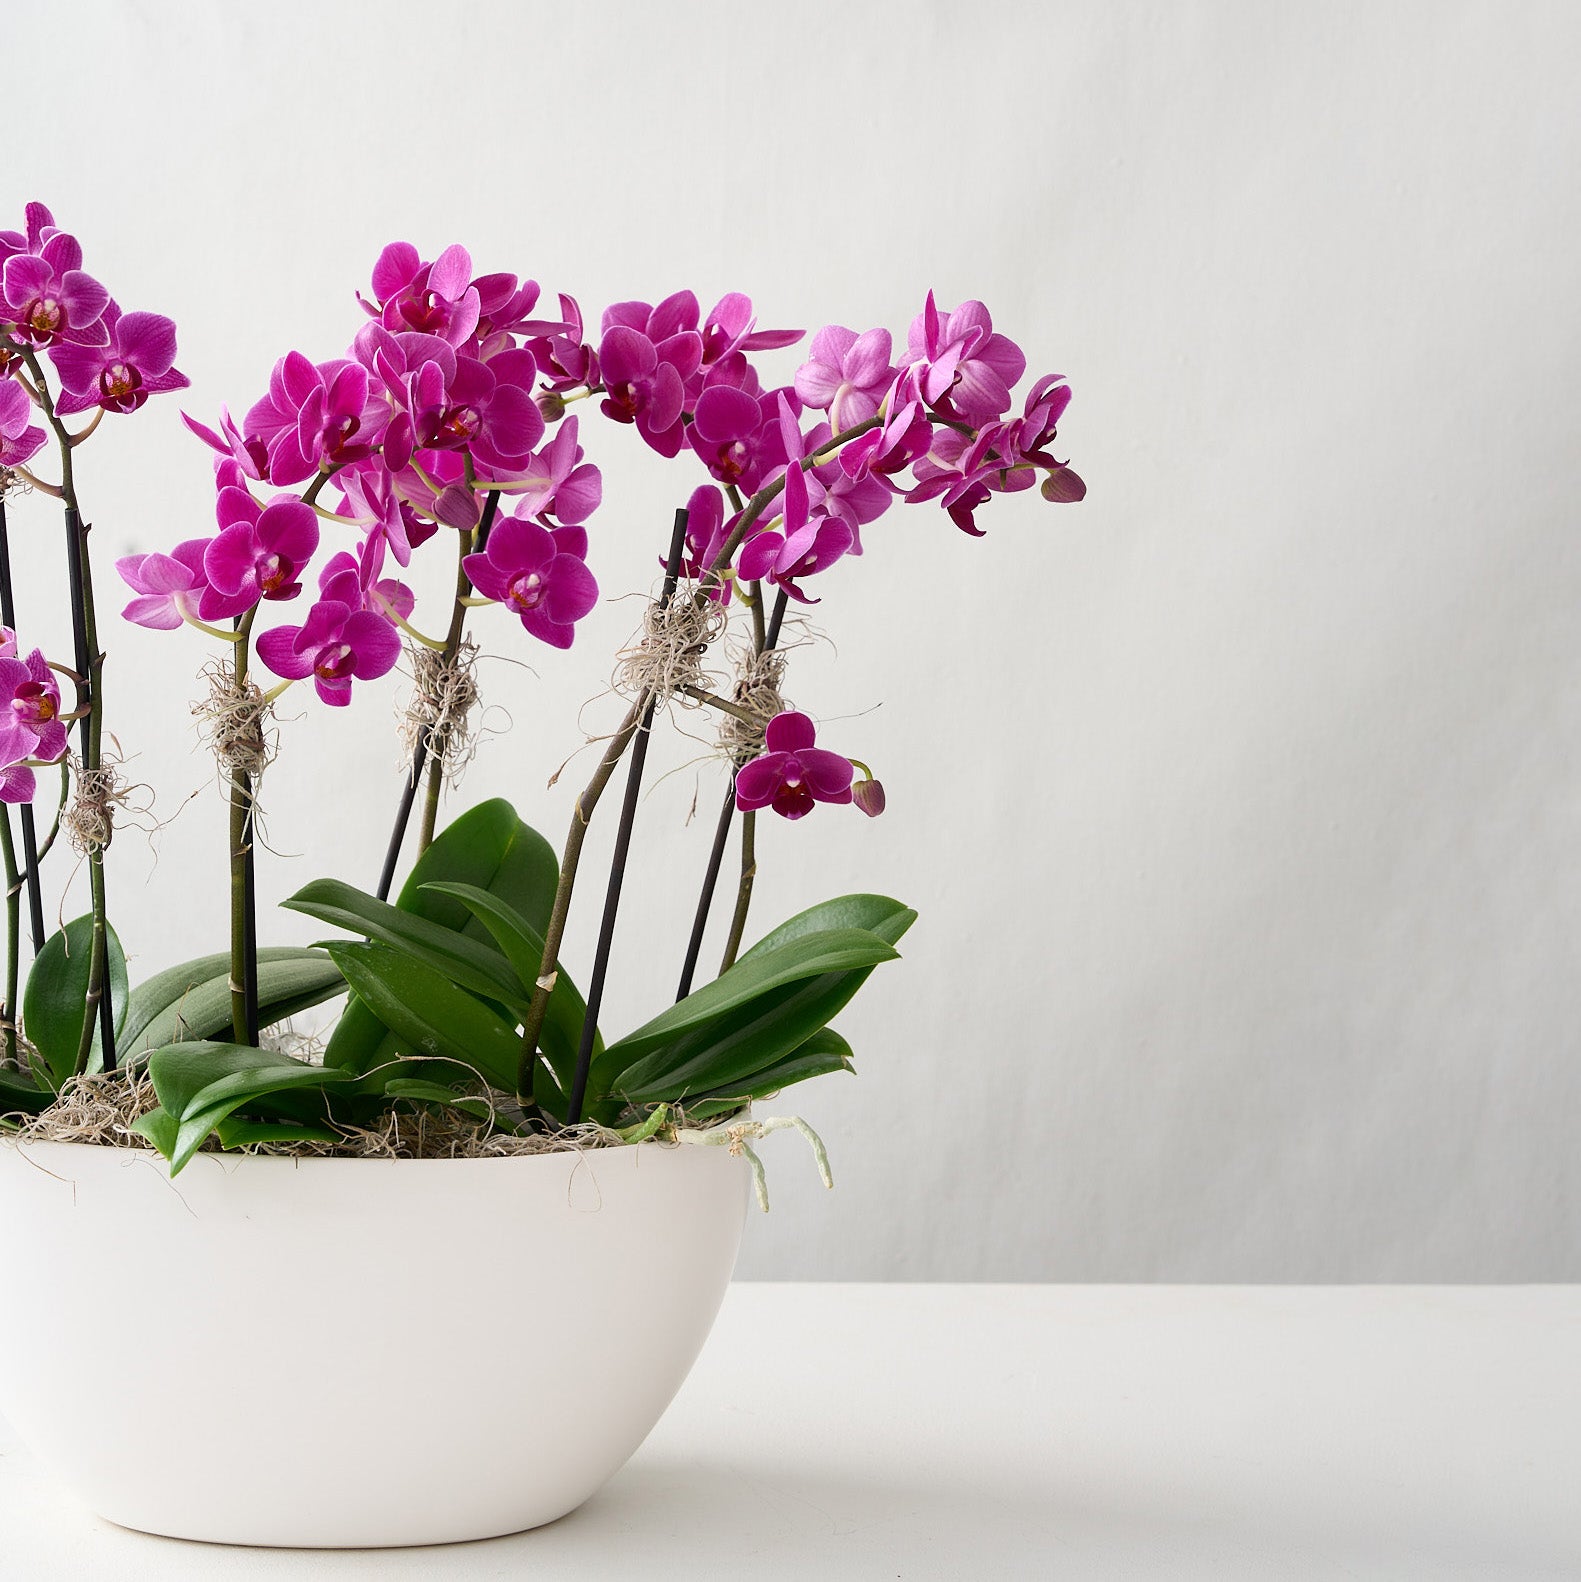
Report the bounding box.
[535,389,567,422]
[1040,464,1086,503]
[434,483,481,531]
[852,777,886,818]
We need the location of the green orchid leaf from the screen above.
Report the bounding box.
[120,946,340,1054]
[119,950,345,1060]
[143,1041,360,1174]
[399,799,561,938]
[23,915,129,1087]
[675,1029,855,1121]
[594,927,899,1082]
[326,941,522,1093]
[323,800,558,1075]
[417,880,597,1104]
[613,962,881,1104]
[738,894,917,962]
[380,1078,497,1122]
[0,1067,54,1117]
[284,878,527,1009]
[212,1116,339,1150]
[130,1105,178,1155]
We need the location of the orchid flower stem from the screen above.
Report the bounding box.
[11,466,62,499]
[229,605,260,1046]
[719,811,758,975]
[375,599,447,653]
[0,807,18,1070]
[561,507,689,1125]
[677,586,787,996]
[67,409,104,447]
[0,498,46,951]
[678,685,759,725]
[21,348,116,1077]
[376,492,501,900]
[181,613,245,643]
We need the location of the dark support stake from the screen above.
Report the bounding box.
[375,740,427,902]
[675,588,789,998]
[241,778,260,1043]
[0,498,45,950]
[565,509,689,1124]
[62,508,116,1069]
[676,779,737,1001]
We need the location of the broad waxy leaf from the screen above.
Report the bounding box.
[596,927,900,1079]
[380,1077,496,1121]
[23,915,128,1087]
[284,878,528,1009]
[142,1040,360,1174]
[0,1068,53,1117]
[323,799,560,1074]
[119,950,346,1059]
[739,894,917,962]
[213,1116,339,1150]
[417,880,597,1103]
[678,1028,856,1122]
[326,941,523,1093]
[613,958,883,1102]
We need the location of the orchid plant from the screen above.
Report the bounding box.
[0,202,1084,1180]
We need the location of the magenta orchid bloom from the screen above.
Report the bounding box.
[527,293,599,395]
[836,386,931,484]
[184,405,271,482]
[904,292,1027,422]
[0,205,109,349]
[245,352,388,485]
[463,516,597,650]
[336,461,435,565]
[318,532,414,623]
[0,720,40,804]
[507,416,602,526]
[382,349,543,476]
[794,325,895,431]
[255,599,401,707]
[117,539,251,630]
[365,243,482,348]
[0,646,68,775]
[735,712,855,820]
[699,292,803,369]
[204,489,320,607]
[598,296,703,457]
[0,379,45,468]
[49,302,188,416]
[737,452,854,602]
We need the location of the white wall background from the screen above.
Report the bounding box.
[4,0,1576,1280]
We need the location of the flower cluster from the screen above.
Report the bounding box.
[0,202,189,809]
[1,203,188,424]
[113,234,1083,807]
[120,242,615,705]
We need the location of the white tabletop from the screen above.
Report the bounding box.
[2,1283,1577,1580]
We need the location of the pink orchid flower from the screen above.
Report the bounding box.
[463,516,598,650]
[49,302,188,416]
[204,489,320,607]
[255,599,401,707]
[735,712,854,821]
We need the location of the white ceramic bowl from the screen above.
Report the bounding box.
[0,1136,748,1546]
